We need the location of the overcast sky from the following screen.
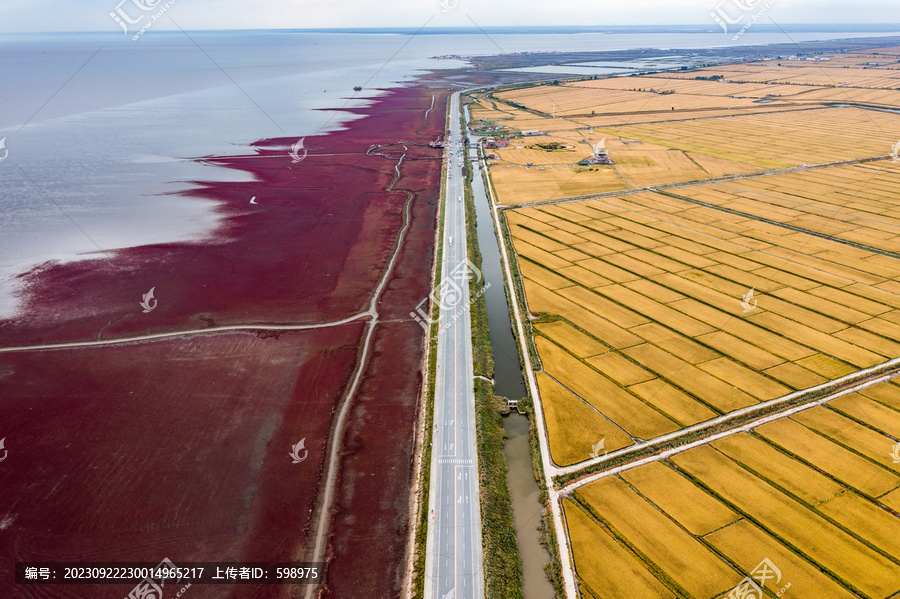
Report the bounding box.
[0,0,896,33]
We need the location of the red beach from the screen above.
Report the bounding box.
[0,83,448,598]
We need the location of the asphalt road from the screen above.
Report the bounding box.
[424,91,484,599]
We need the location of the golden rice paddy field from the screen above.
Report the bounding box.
[774,49,899,68]
[577,104,813,128]
[565,378,900,598]
[488,48,900,599]
[560,76,824,99]
[468,96,583,133]
[786,85,900,108]
[490,164,627,205]
[509,182,900,466]
[673,162,900,256]
[495,57,900,120]
[484,107,899,205]
[595,107,900,172]
[498,84,782,118]
[490,132,596,166]
[659,63,900,88]
[478,53,900,204]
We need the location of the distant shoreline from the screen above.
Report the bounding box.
[4,24,900,36]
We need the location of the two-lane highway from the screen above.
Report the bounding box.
[423,91,484,599]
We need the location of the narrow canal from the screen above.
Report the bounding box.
[466,105,556,599]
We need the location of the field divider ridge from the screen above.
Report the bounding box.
[554,355,900,491]
[500,154,891,211]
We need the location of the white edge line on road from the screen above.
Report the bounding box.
[422,91,457,599]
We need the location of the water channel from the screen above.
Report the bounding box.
[466,104,556,598]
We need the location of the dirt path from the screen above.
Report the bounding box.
[304,149,416,599]
[0,312,371,354]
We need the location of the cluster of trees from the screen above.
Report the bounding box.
[627,88,676,94]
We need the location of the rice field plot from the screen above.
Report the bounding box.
[509,54,900,599]
[496,133,596,166]
[509,183,900,466]
[537,371,634,467]
[790,404,900,476]
[596,107,900,170]
[792,85,900,108]
[566,388,900,599]
[497,84,771,117]
[720,65,900,88]
[655,64,801,82]
[672,162,900,256]
[573,476,738,598]
[611,145,761,188]
[661,61,900,89]
[489,134,767,203]
[469,97,584,138]
[578,104,818,127]
[535,335,682,441]
[792,50,900,68]
[560,75,827,102]
[489,162,627,205]
[562,499,674,598]
[479,62,900,202]
[490,105,897,202]
[755,416,900,497]
[473,90,583,127]
[495,73,844,119]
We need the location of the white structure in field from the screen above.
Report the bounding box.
[588,137,614,165]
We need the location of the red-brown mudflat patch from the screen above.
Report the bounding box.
[0,326,363,599]
[0,83,448,598]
